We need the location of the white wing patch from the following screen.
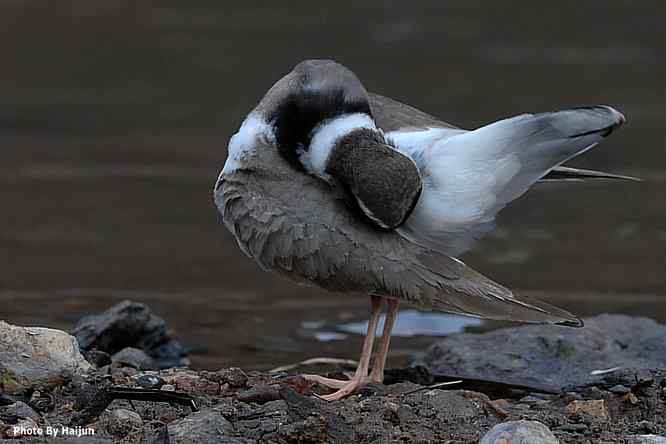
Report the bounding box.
[389,107,622,257]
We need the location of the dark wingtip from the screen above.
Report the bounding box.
[567,105,626,138]
[557,317,585,328]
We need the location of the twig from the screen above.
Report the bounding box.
[401,380,464,395]
[269,357,358,373]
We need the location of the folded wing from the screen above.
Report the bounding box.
[373,99,627,256]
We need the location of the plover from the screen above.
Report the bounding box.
[214,59,634,400]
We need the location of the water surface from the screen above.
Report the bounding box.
[1,1,664,370]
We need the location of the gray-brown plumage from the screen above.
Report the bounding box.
[215,60,582,326]
[214,59,633,399]
[369,93,459,132]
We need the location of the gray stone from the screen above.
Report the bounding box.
[237,385,281,404]
[417,314,666,389]
[211,367,248,388]
[0,321,91,394]
[104,408,143,441]
[167,410,238,444]
[3,417,40,439]
[111,347,155,370]
[609,384,631,394]
[481,420,559,444]
[135,373,165,388]
[0,401,40,422]
[630,435,666,444]
[421,390,482,421]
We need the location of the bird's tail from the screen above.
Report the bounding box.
[452,105,626,216]
[541,165,640,182]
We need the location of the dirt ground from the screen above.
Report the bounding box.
[2,364,664,443]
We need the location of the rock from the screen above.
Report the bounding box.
[162,370,221,394]
[136,374,165,389]
[237,385,281,404]
[167,410,239,444]
[3,417,40,439]
[210,367,248,388]
[609,384,631,394]
[112,347,155,370]
[630,436,666,444]
[82,349,112,367]
[0,401,40,422]
[421,390,484,421]
[481,420,558,444]
[28,390,54,413]
[565,399,610,420]
[72,300,189,369]
[624,392,640,404]
[418,314,666,389]
[637,421,658,434]
[278,415,327,443]
[0,321,91,394]
[557,423,588,433]
[104,408,143,440]
[176,374,220,395]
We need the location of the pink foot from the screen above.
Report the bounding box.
[318,376,368,401]
[301,374,371,400]
[301,374,349,389]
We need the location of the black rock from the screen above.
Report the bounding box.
[72,300,189,369]
[83,349,112,367]
[416,314,666,390]
[112,347,156,370]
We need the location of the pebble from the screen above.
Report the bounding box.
[609,384,631,394]
[163,371,221,394]
[565,399,610,421]
[4,417,39,438]
[28,390,53,413]
[0,401,41,422]
[237,385,281,404]
[558,423,589,433]
[136,374,165,389]
[519,395,549,405]
[105,408,143,439]
[111,347,155,370]
[481,420,558,444]
[168,410,236,444]
[630,435,666,444]
[83,349,112,367]
[638,420,658,434]
[212,367,248,388]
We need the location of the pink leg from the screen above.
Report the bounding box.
[369,298,399,383]
[303,295,383,400]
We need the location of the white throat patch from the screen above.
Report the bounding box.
[298,113,377,179]
[222,113,275,175]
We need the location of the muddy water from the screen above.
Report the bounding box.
[1,1,664,370]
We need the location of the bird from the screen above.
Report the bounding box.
[213,59,635,401]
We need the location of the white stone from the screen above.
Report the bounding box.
[0,321,91,394]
